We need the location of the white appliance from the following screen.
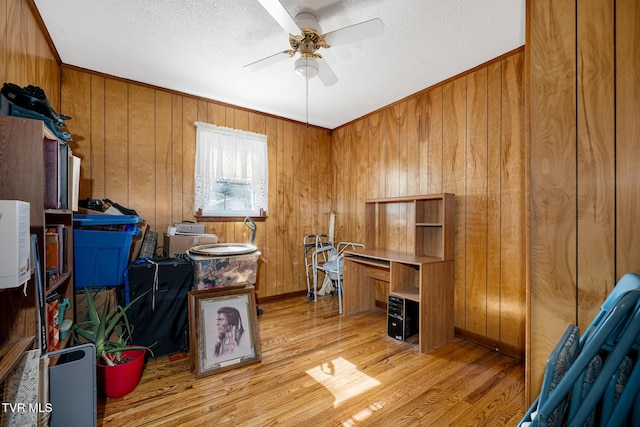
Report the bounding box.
[0,200,31,288]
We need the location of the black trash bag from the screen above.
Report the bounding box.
[1,82,71,128]
[103,199,139,217]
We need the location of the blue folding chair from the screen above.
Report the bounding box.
[565,295,640,426]
[590,325,640,426]
[519,272,640,427]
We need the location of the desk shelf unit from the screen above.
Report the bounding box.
[344,193,455,353]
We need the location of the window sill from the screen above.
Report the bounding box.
[195,213,268,223]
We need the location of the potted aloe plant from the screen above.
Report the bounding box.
[73,288,154,398]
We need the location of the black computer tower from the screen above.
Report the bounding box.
[125,257,193,357]
[387,294,419,341]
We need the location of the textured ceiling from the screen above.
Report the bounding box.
[33,0,525,129]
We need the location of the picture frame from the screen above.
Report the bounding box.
[188,285,261,378]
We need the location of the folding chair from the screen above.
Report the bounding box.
[312,241,364,313]
[519,272,640,427]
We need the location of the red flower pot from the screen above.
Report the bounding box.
[97,348,146,398]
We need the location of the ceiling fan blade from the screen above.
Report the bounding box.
[324,18,384,47]
[244,51,289,72]
[317,58,338,86]
[257,0,301,35]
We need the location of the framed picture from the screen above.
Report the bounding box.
[188,286,261,378]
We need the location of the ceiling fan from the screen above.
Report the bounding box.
[245,0,385,86]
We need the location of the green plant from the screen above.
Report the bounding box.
[72,288,154,366]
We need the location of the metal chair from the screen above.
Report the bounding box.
[519,272,640,427]
[312,241,364,313]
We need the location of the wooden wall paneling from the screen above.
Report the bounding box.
[426,87,444,194]
[407,96,420,198]
[332,126,347,242]
[367,113,382,200]
[345,125,357,239]
[297,125,313,245]
[264,116,278,297]
[499,53,526,350]
[318,127,330,237]
[1,0,7,83]
[465,67,489,336]
[281,120,295,294]
[207,102,225,126]
[528,0,577,398]
[60,68,91,196]
[24,4,35,90]
[396,102,409,253]
[234,108,249,131]
[6,0,23,84]
[417,93,429,195]
[88,75,106,200]
[345,125,357,240]
[169,94,184,237]
[308,126,322,238]
[486,62,503,341]
[442,78,467,330]
[181,96,197,224]
[289,123,301,293]
[353,119,367,245]
[155,90,172,235]
[384,106,401,252]
[104,79,129,204]
[615,0,640,278]
[33,9,47,97]
[576,0,616,330]
[128,85,156,226]
[274,120,286,295]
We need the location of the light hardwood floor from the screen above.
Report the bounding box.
[98,294,525,426]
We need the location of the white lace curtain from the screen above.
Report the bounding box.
[194,122,268,214]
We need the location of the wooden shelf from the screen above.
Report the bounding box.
[1,115,76,386]
[46,271,72,296]
[0,337,36,382]
[390,290,419,302]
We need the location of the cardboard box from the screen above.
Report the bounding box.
[75,287,119,325]
[163,233,218,257]
[129,222,150,262]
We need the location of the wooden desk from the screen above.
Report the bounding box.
[343,248,454,354]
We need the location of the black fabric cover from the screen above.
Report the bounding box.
[125,257,193,358]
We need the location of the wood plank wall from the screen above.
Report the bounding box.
[0,0,59,110]
[528,0,640,402]
[59,67,332,301]
[332,49,527,358]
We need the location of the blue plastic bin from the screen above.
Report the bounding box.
[73,215,140,288]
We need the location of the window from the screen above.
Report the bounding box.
[194,122,268,217]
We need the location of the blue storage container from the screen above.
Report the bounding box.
[73,215,140,288]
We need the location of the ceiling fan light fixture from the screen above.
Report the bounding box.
[294,57,319,79]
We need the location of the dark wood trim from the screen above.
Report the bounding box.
[256,290,306,303]
[455,327,524,360]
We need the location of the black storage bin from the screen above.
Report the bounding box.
[125,257,193,357]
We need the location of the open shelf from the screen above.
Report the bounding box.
[0,337,36,382]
